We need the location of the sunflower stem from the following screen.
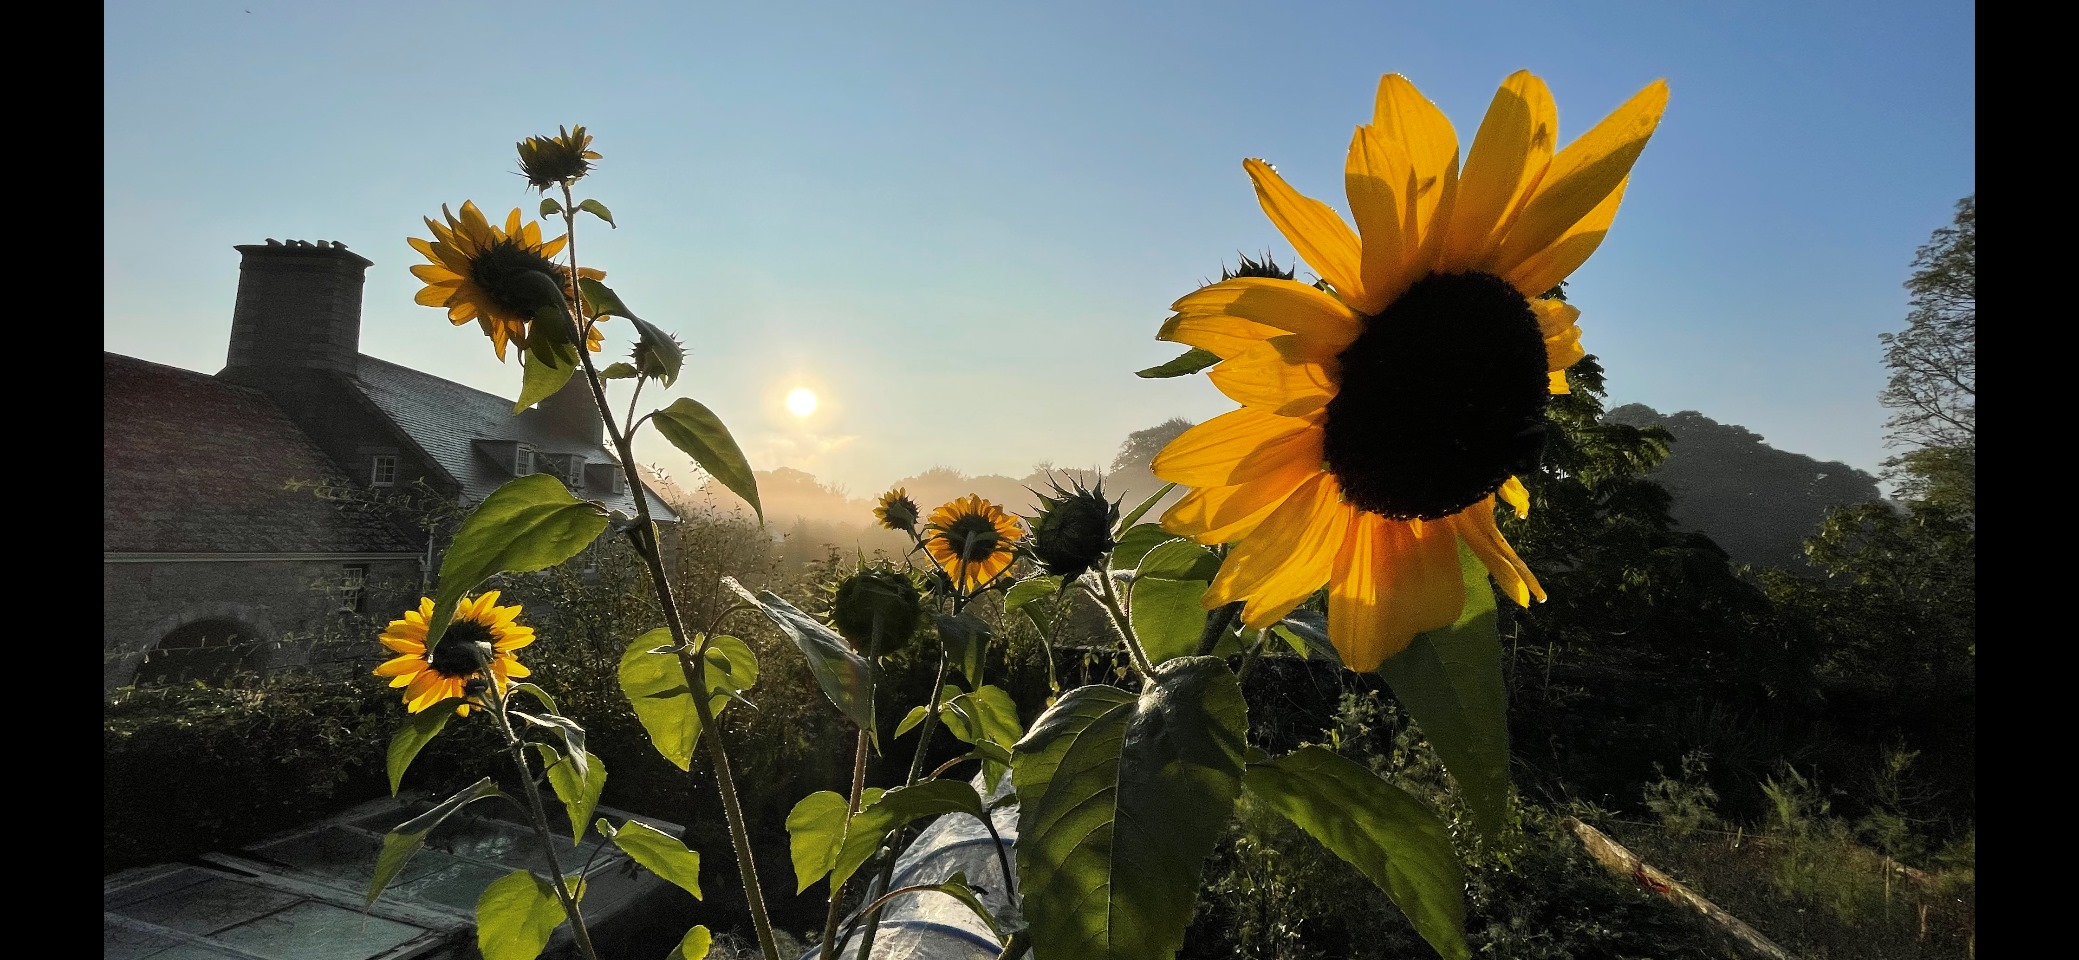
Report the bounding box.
[1093,570,1156,678]
[482,665,601,960]
[1194,600,1242,657]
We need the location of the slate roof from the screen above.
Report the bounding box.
[350,355,679,521]
[103,353,419,555]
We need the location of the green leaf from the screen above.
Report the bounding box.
[515,339,581,415]
[941,684,1024,787]
[513,711,589,784]
[725,579,874,738]
[894,705,931,739]
[1128,539,1222,665]
[784,791,850,893]
[1116,482,1177,531]
[576,198,616,228]
[539,197,562,218]
[917,874,1020,940]
[1108,523,1176,573]
[627,316,684,387]
[1376,539,1512,843]
[368,777,502,907]
[1134,347,1220,378]
[1012,658,1249,960]
[609,818,704,899]
[1004,576,1064,635]
[933,610,991,689]
[577,276,641,320]
[667,925,712,960]
[534,745,605,845]
[618,630,758,771]
[832,779,988,891]
[385,697,464,795]
[424,474,609,649]
[509,682,561,715]
[599,362,639,380]
[651,399,761,521]
[1245,746,1469,960]
[476,869,565,960]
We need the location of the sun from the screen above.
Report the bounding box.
[785,386,818,418]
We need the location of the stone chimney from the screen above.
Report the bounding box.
[223,239,374,377]
[536,369,605,446]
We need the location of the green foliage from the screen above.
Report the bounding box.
[726,578,876,738]
[604,818,706,899]
[369,777,504,906]
[1014,659,1249,960]
[428,473,610,649]
[1879,194,1974,511]
[476,869,567,960]
[1641,749,1721,840]
[653,399,762,520]
[617,629,758,771]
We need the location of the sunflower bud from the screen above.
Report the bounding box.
[1027,475,1120,581]
[873,487,920,536]
[831,567,922,655]
[516,125,602,193]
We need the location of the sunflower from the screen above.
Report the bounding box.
[873,487,921,536]
[1153,71,1667,671]
[408,201,609,361]
[922,494,1024,593]
[373,591,536,716]
[516,124,601,193]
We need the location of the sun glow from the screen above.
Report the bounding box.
[785,386,818,418]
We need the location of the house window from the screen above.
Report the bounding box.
[339,565,367,614]
[370,456,398,488]
[566,454,585,487]
[516,444,535,476]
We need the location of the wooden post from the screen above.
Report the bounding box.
[1563,816,1800,960]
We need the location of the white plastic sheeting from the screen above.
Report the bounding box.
[801,774,1020,960]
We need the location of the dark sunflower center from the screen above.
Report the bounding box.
[470,240,566,316]
[429,620,496,678]
[942,515,1002,563]
[1322,271,1551,521]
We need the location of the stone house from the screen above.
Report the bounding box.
[103,239,678,691]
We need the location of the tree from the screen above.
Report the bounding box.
[1879,195,1974,511]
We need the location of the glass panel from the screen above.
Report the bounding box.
[211,900,426,960]
[116,876,299,935]
[392,858,511,913]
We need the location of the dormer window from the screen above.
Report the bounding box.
[515,444,536,476]
[565,454,585,487]
[369,455,397,488]
[338,565,367,613]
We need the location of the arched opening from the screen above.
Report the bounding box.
[133,617,268,687]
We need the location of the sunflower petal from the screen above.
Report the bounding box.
[1205,473,1348,627]
[1368,74,1460,273]
[1208,339,1339,416]
[1243,158,1362,297]
[1490,80,1667,281]
[1152,409,1323,488]
[1343,124,1407,314]
[1448,498,1545,607]
[1445,71,1558,269]
[1329,512,1468,671]
[1505,176,1631,298]
[1159,457,1316,544]
[1170,278,1362,350]
[1498,476,1530,519]
[374,654,425,677]
[1158,314,1288,360]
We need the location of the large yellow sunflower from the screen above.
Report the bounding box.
[373,591,536,716]
[1153,71,1668,671]
[922,494,1024,593]
[408,200,608,361]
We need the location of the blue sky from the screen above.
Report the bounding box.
[105,0,1974,501]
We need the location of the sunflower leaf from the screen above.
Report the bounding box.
[785,791,851,893]
[650,399,761,521]
[1109,523,1177,573]
[1129,539,1226,665]
[509,682,561,715]
[725,579,875,743]
[368,777,501,907]
[894,705,931,739]
[1376,539,1512,844]
[1245,747,1469,960]
[1116,482,1178,531]
[476,869,566,960]
[933,610,991,689]
[533,745,606,845]
[832,779,989,892]
[599,362,640,380]
[1012,658,1248,960]
[539,197,562,218]
[618,630,759,771]
[385,697,467,795]
[577,277,640,321]
[515,338,581,414]
[940,685,1023,788]
[1003,576,1063,635]
[424,474,609,651]
[577,198,616,228]
[608,818,704,900]
[629,316,685,387]
[668,925,713,960]
[1134,347,1220,378]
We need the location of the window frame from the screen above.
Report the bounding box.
[369,455,398,488]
